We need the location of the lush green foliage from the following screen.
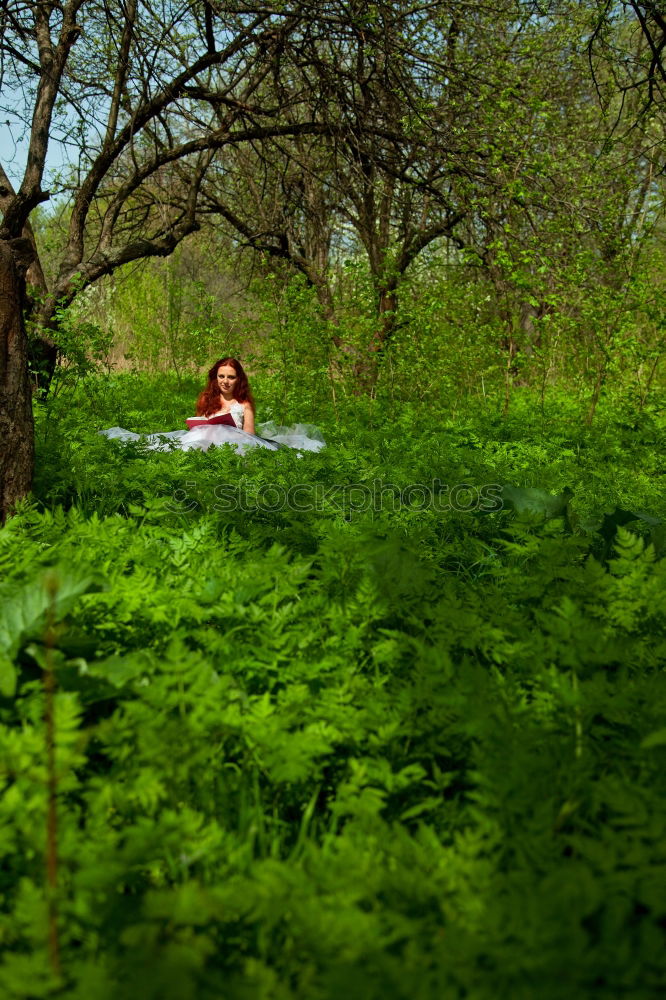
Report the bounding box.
[1,375,664,998]
[8,6,664,987]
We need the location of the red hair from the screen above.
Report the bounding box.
[195,357,255,417]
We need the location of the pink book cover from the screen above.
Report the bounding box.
[185,413,237,429]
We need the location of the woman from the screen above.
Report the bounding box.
[195,357,256,434]
[101,357,325,454]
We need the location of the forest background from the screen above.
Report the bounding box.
[13,0,666,424]
[0,2,665,998]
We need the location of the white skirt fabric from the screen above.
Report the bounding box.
[100,421,325,456]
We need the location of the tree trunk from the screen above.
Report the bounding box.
[376,285,397,347]
[27,289,59,394]
[0,239,35,522]
[351,283,398,392]
[0,165,57,393]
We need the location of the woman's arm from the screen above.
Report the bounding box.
[243,402,255,435]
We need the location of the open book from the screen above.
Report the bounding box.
[185,413,237,430]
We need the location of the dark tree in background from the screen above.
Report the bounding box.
[198,2,663,384]
[0,238,34,521]
[198,2,466,370]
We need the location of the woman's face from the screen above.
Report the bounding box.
[216,364,238,396]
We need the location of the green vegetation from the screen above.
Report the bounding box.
[1,373,664,999]
[2,2,665,995]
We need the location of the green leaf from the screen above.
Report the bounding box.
[0,650,17,698]
[640,729,666,750]
[0,570,103,658]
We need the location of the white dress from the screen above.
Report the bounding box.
[100,400,325,455]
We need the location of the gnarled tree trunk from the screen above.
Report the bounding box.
[0,238,34,522]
